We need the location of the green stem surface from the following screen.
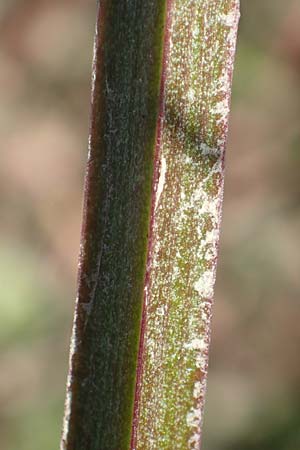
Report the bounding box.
[61,1,239,450]
[61,2,167,449]
[132,1,240,449]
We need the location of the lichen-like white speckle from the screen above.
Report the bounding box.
[199,142,219,157]
[220,10,237,27]
[213,98,229,117]
[155,156,167,211]
[186,407,202,428]
[194,271,215,298]
[185,338,207,351]
[187,87,196,102]
[188,433,201,450]
[193,381,202,399]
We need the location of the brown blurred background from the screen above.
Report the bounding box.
[0,1,300,449]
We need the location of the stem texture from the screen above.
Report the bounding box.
[132,1,240,449]
[61,1,239,449]
[61,2,167,449]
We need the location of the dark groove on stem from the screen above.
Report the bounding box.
[130,1,174,448]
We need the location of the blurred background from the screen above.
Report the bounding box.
[0,1,299,449]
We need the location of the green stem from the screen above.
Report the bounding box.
[61,1,239,449]
[132,2,240,448]
[61,2,167,449]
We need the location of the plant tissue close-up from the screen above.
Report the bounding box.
[0,1,300,450]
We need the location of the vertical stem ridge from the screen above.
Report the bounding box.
[130,1,174,448]
[132,1,240,449]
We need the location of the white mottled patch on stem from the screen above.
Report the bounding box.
[186,407,202,428]
[220,10,238,27]
[199,142,220,157]
[194,270,215,298]
[193,381,202,399]
[213,98,229,121]
[155,156,167,211]
[184,338,207,351]
[187,87,196,102]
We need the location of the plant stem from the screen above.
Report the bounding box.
[61,1,239,449]
[132,2,240,449]
[61,2,167,449]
